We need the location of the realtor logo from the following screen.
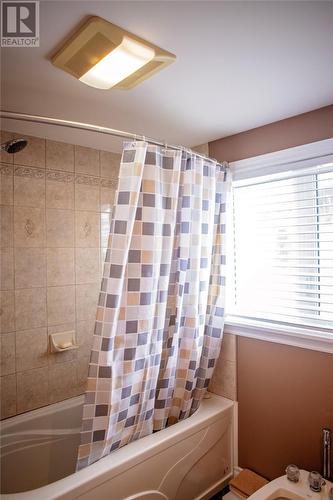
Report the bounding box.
[1,1,39,46]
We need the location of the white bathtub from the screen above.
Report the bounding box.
[0,393,234,500]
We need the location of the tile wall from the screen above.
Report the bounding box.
[0,130,121,418]
[1,132,236,419]
[208,332,237,400]
[192,143,209,156]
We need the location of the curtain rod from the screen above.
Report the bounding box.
[0,110,227,169]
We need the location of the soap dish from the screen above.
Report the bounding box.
[49,330,78,353]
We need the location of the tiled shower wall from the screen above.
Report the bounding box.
[0,130,121,418]
[1,132,236,419]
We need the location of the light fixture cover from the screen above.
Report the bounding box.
[79,37,155,89]
[51,16,176,90]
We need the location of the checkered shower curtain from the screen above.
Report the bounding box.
[77,142,228,469]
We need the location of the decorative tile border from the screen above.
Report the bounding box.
[14,166,45,179]
[0,164,13,176]
[46,169,74,183]
[101,178,118,189]
[4,162,119,188]
[75,174,100,186]
[45,171,119,188]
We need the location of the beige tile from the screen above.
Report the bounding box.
[14,206,45,247]
[1,206,13,247]
[75,211,100,247]
[48,347,76,365]
[75,145,100,176]
[100,248,107,272]
[46,140,74,172]
[46,176,74,210]
[76,319,94,358]
[47,248,75,286]
[46,209,74,247]
[0,290,15,333]
[14,247,46,288]
[47,285,75,326]
[48,360,78,404]
[208,358,237,401]
[1,163,14,205]
[0,374,16,418]
[14,135,45,169]
[77,355,90,393]
[100,186,116,212]
[1,247,14,290]
[100,213,111,247]
[17,366,48,413]
[15,288,47,331]
[219,333,236,363]
[47,322,77,365]
[192,143,209,156]
[76,283,99,321]
[1,332,15,375]
[100,150,120,180]
[75,182,100,211]
[16,328,48,372]
[14,169,45,208]
[0,131,14,164]
[75,248,100,284]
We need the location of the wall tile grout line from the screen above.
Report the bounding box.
[44,137,50,404]
[73,144,78,392]
[12,145,17,417]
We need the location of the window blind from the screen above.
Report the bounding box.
[229,163,333,331]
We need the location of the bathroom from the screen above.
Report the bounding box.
[0,1,332,499]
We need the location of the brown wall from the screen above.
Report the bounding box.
[237,337,333,480]
[208,106,333,480]
[209,104,333,163]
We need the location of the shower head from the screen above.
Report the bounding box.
[1,138,28,154]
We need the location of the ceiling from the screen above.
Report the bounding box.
[1,0,333,153]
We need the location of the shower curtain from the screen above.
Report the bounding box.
[77,142,228,469]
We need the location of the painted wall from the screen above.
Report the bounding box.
[209,105,333,480]
[237,337,333,480]
[0,130,121,418]
[209,104,333,163]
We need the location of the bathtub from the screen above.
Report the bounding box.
[1,393,234,500]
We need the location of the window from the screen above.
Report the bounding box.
[226,139,333,349]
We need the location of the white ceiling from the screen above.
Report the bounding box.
[1,0,333,153]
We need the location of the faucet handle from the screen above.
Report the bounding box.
[308,471,325,492]
[286,464,300,482]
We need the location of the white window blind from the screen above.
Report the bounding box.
[229,162,333,332]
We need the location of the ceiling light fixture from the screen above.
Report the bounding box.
[52,16,176,90]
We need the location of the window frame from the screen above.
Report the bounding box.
[225,138,333,354]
